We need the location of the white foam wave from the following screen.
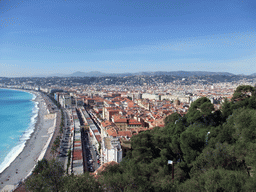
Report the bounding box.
[31,94,37,101]
[0,93,39,174]
[0,142,26,173]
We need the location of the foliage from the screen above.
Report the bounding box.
[51,136,61,154]
[61,173,102,192]
[66,149,71,174]
[164,112,181,125]
[25,159,64,192]
[178,167,251,192]
[232,85,256,102]
[186,97,215,125]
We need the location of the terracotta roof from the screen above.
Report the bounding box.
[118,131,132,138]
[101,120,113,127]
[115,118,127,123]
[107,128,117,137]
[128,119,142,125]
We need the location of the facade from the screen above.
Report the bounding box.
[142,93,160,100]
[59,94,72,108]
[101,136,122,165]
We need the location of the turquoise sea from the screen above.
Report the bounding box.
[0,89,38,173]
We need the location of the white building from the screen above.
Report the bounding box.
[142,93,160,100]
[59,94,72,108]
[101,136,122,165]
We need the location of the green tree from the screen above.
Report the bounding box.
[25,159,64,192]
[164,112,181,125]
[180,130,205,164]
[186,97,214,125]
[221,97,233,121]
[62,172,102,192]
[130,131,159,164]
[98,163,138,192]
[232,85,256,102]
[178,167,249,192]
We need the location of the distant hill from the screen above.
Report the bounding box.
[69,71,106,77]
[134,71,234,77]
[45,71,234,77]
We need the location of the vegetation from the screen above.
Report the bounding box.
[25,85,256,191]
[25,159,102,192]
[25,159,65,192]
[51,136,61,154]
[66,149,71,174]
[50,103,64,156]
[60,109,64,134]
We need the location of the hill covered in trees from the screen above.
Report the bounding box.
[25,85,256,192]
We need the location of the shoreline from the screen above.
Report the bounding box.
[0,88,39,174]
[0,89,57,191]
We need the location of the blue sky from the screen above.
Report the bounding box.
[0,0,256,77]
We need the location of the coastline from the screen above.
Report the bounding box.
[0,89,57,191]
[0,88,39,174]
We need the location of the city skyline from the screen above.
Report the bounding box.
[1,0,256,77]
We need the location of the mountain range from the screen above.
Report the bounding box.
[33,71,239,77]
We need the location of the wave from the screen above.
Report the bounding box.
[0,142,26,173]
[31,93,37,101]
[0,93,39,174]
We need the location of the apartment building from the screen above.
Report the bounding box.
[101,136,122,165]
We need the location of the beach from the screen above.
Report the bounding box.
[0,91,57,191]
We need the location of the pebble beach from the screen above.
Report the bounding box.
[0,91,57,191]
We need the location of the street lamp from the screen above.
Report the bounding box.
[168,160,174,183]
[206,132,210,145]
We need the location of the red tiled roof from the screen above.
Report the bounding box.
[115,118,127,123]
[107,128,117,137]
[118,131,132,138]
[128,119,142,125]
[101,120,113,127]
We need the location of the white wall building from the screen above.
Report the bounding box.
[59,94,72,108]
[142,93,160,100]
[101,136,122,165]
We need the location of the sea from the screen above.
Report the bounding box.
[0,88,38,173]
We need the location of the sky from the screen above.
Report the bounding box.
[0,0,256,77]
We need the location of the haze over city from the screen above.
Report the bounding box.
[0,0,255,77]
